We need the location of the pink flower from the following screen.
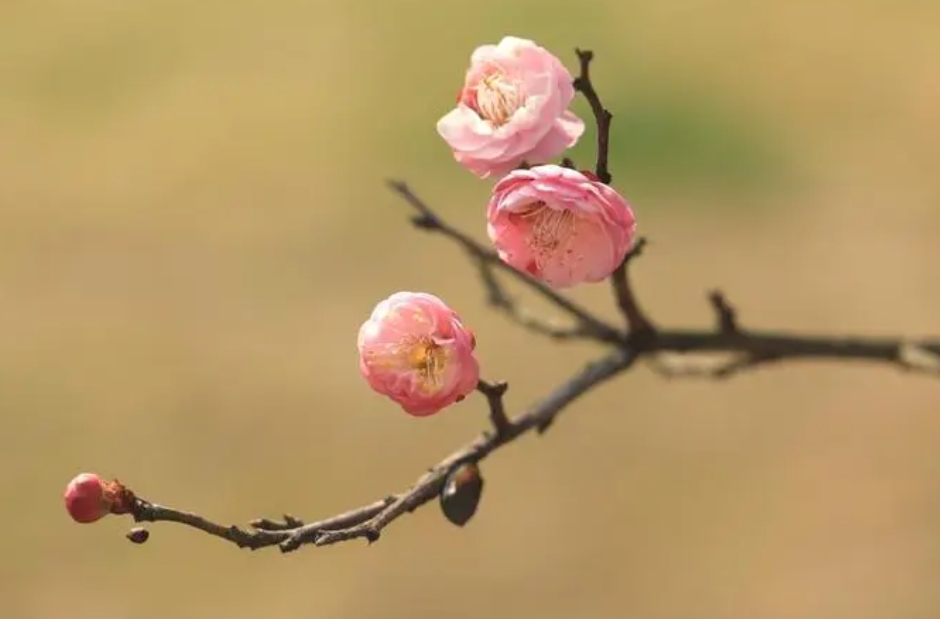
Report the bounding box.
[357,292,480,417]
[436,36,585,178]
[64,473,113,523]
[486,165,637,288]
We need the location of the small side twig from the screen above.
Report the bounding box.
[609,238,656,338]
[572,48,613,184]
[388,179,626,346]
[708,290,739,334]
[473,255,591,341]
[477,379,511,435]
[572,49,654,339]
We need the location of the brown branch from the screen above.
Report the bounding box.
[477,379,511,435]
[610,237,656,337]
[708,289,740,334]
[117,193,940,552]
[123,349,637,553]
[573,48,613,184]
[472,254,592,341]
[572,49,654,338]
[390,179,626,346]
[80,45,940,558]
[105,180,940,556]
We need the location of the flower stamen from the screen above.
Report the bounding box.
[407,336,448,390]
[474,71,522,126]
[516,201,577,266]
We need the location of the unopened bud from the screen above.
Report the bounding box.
[64,473,111,523]
[439,461,484,527]
[63,473,136,524]
[126,527,150,544]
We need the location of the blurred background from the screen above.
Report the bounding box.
[2,1,939,618]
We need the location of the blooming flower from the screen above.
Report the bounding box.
[437,36,585,178]
[486,164,637,288]
[358,292,480,416]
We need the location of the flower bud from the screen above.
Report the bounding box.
[358,292,480,417]
[64,473,112,524]
[439,461,484,527]
[126,527,150,544]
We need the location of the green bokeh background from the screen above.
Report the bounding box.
[2,1,940,618]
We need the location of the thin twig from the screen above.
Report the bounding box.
[572,48,613,184]
[572,49,654,337]
[708,290,739,334]
[610,238,656,337]
[472,255,591,341]
[477,379,511,435]
[389,179,626,346]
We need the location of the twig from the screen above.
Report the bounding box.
[708,290,739,334]
[610,238,656,337]
[646,330,940,376]
[126,350,637,553]
[389,179,625,346]
[572,48,613,184]
[477,379,511,435]
[472,255,591,341]
[572,50,652,337]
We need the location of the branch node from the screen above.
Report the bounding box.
[477,380,512,435]
[708,289,739,334]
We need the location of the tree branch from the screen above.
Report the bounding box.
[83,46,940,557]
[610,237,656,337]
[123,349,637,553]
[389,179,625,346]
[116,181,940,553]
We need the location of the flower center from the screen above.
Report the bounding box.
[475,72,522,126]
[516,201,577,262]
[407,336,448,389]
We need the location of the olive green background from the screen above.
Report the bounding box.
[2,1,940,618]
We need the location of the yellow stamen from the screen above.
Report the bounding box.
[475,72,522,126]
[367,335,449,391]
[517,201,577,265]
[407,336,448,391]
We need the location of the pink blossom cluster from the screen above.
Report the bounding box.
[66,38,639,522]
[358,37,637,417]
